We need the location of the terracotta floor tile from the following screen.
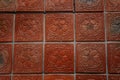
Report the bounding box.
[0,75,10,80]
[76,13,105,42]
[0,0,15,11]
[76,74,106,80]
[45,44,74,73]
[45,0,73,11]
[46,13,74,42]
[15,14,43,42]
[0,44,12,73]
[13,44,43,73]
[76,43,106,73]
[75,0,104,11]
[13,75,42,80]
[109,75,120,80]
[106,0,120,11]
[44,74,74,80]
[0,14,13,42]
[106,13,120,41]
[108,43,120,74]
[16,0,44,11]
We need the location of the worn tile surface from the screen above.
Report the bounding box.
[15,14,43,42]
[109,75,120,80]
[108,43,120,74]
[45,0,73,11]
[0,76,10,80]
[46,14,74,42]
[0,14,13,42]
[76,13,105,41]
[75,0,104,11]
[76,43,106,73]
[13,44,43,73]
[45,44,74,73]
[0,44,12,73]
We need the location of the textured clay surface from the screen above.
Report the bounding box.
[0,76,10,80]
[76,75,106,80]
[44,75,74,80]
[16,0,44,11]
[0,14,13,42]
[109,75,120,80]
[106,0,120,11]
[13,75,42,80]
[13,44,42,73]
[46,14,74,42]
[76,13,105,41]
[0,0,15,11]
[106,13,120,41]
[108,43,120,74]
[45,44,74,73]
[75,0,104,11]
[0,44,12,73]
[76,43,106,73]
[45,0,73,11]
[15,14,43,42]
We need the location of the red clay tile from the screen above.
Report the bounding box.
[44,75,74,80]
[109,75,120,80]
[106,0,120,11]
[13,75,42,80]
[45,44,74,73]
[45,0,73,11]
[75,0,104,11]
[76,43,106,73]
[0,0,15,11]
[76,75,106,80]
[0,14,13,42]
[0,75,10,80]
[13,44,42,73]
[16,0,44,11]
[106,13,120,41]
[108,43,120,74]
[0,44,12,73]
[76,13,105,42]
[46,14,74,42]
[15,14,43,42]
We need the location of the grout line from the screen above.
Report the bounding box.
[104,0,109,80]
[73,12,76,80]
[11,13,16,80]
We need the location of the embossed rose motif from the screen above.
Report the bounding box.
[0,0,12,8]
[0,20,8,38]
[111,17,120,35]
[0,50,8,69]
[81,48,101,68]
[79,0,99,6]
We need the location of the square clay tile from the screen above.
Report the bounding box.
[44,74,74,80]
[106,13,120,41]
[108,43,120,74]
[76,13,105,42]
[46,14,74,42]
[0,14,13,42]
[13,44,43,73]
[109,75,120,80]
[0,44,12,73]
[0,0,15,11]
[15,14,43,42]
[44,44,74,73]
[45,0,73,11]
[75,0,104,12]
[76,74,106,80]
[16,0,44,11]
[0,75,10,80]
[13,75,42,80]
[106,0,120,11]
[76,43,106,73]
